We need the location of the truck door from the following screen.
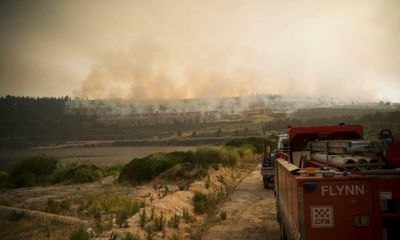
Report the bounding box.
[302,180,377,240]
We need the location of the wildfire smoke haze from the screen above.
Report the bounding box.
[1,0,400,101]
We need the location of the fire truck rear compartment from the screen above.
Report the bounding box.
[301,180,375,240]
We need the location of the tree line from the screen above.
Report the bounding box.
[0,96,98,148]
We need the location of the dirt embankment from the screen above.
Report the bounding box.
[203,165,280,240]
[0,160,280,239]
[95,164,249,240]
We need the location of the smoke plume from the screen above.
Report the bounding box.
[1,0,400,101]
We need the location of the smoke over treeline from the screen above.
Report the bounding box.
[73,38,263,100]
[71,0,400,101]
[1,0,400,101]
[66,94,337,117]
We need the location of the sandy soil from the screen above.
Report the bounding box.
[203,165,280,240]
[0,160,280,240]
[95,165,245,240]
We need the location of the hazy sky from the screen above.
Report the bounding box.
[1,0,399,101]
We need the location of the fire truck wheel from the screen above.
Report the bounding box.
[280,223,287,240]
[263,179,268,189]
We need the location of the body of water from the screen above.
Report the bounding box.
[0,146,196,170]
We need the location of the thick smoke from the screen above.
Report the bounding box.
[73,38,264,100]
[2,1,399,101]
[72,0,400,101]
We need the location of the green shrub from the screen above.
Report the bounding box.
[205,176,210,189]
[6,155,120,188]
[150,206,155,220]
[111,196,142,226]
[9,154,57,187]
[119,151,192,184]
[220,210,227,220]
[192,146,239,168]
[217,175,226,185]
[8,210,24,221]
[46,199,61,214]
[116,210,129,228]
[139,208,147,228]
[145,225,155,240]
[101,165,123,176]
[225,137,271,153]
[125,232,140,240]
[73,166,103,183]
[168,213,181,229]
[60,200,71,211]
[52,163,103,184]
[193,190,227,215]
[110,232,118,240]
[236,145,256,161]
[154,212,166,232]
[80,194,142,223]
[154,213,166,232]
[192,192,208,214]
[69,227,90,240]
[182,207,191,223]
[118,145,256,186]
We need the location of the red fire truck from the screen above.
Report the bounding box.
[275,124,400,240]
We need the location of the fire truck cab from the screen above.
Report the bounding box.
[275,124,400,240]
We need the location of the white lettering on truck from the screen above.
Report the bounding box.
[321,184,365,196]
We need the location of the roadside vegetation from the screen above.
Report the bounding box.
[0,138,264,240]
[79,194,143,229]
[225,137,273,153]
[118,151,192,185]
[2,137,265,189]
[7,154,58,187]
[118,140,261,186]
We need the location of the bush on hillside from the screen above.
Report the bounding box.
[52,163,104,184]
[225,137,273,153]
[8,154,58,187]
[119,146,258,185]
[192,146,239,167]
[69,227,90,240]
[118,151,192,184]
[6,155,122,188]
[192,192,208,214]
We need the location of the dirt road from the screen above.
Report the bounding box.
[203,165,280,240]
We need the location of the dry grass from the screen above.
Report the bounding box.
[0,214,76,240]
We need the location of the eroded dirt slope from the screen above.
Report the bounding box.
[203,165,280,240]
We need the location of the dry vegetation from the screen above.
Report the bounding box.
[0,141,262,240]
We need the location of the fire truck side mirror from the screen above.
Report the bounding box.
[379,129,393,145]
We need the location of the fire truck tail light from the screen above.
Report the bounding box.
[354,216,369,227]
